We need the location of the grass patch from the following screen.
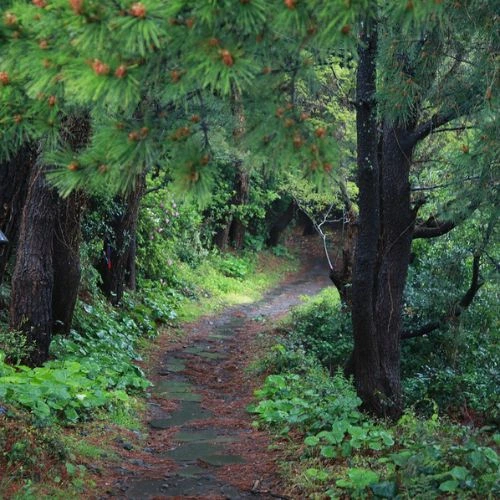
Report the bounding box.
[177,251,297,322]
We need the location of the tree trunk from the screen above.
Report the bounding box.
[371,125,415,416]
[266,200,295,247]
[127,234,137,291]
[10,161,57,366]
[213,217,232,251]
[52,114,90,334]
[99,176,145,304]
[52,192,84,335]
[228,84,249,250]
[350,18,419,418]
[0,145,35,285]
[350,16,388,416]
[229,165,250,250]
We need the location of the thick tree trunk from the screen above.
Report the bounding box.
[0,145,35,285]
[52,192,84,335]
[100,177,145,304]
[266,200,295,247]
[350,17,386,415]
[350,19,418,418]
[372,125,415,415]
[10,161,57,366]
[52,114,90,334]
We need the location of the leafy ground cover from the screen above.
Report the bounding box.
[251,288,499,498]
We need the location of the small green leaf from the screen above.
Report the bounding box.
[370,481,398,498]
[439,480,459,492]
[450,466,469,481]
[305,468,329,481]
[304,435,320,446]
[320,445,337,458]
[65,462,76,476]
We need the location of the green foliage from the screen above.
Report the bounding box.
[0,352,134,424]
[251,368,363,435]
[137,190,208,277]
[0,286,177,424]
[254,350,500,498]
[0,412,69,481]
[271,288,351,373]
[214,253,253,280]
[122,281,181,330]
[402,227,499,420]
[0,328,33,366]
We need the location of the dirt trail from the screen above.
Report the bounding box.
[104,242,331,499]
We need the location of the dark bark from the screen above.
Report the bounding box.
[413,217,456,239]
[350,17,386,415]
[99,176,145,304]
[10,161,57,366]
[371,124,415,415]
[407,112,455,147]
[329,207,357,306]
[51,115,90,335]
[228,85,249,250]
[266,200,295,247]
[52,192,84,335]
[127,234,137,291]
[0,145,36,285]
[213,217,232,250]
[228,165,250,250]
[301,214,316,235]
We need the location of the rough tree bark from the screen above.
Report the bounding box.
[9,115,90,363]
[350,16,391,416]
[0,145,35,285]
[213,217,232,251]
[349,20,459,418]
[52,192,85,335]
[99,175,145,304]
[10,161,57,366]
[52,115,90,335]
[266,199,295,247]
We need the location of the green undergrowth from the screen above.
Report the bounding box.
[0,251,294,425]
[251,288,500,499]
[176,251,297,321]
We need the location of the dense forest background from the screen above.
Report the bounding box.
[0,0,498,498]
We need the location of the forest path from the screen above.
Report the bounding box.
[104,239,331,499]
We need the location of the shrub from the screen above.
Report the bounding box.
[286,288,351,372]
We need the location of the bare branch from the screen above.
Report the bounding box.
[408,112,456,147]
[411,175,481,192]
[401,321,442,340]
[430,125,476,134]
[412,217,456,239]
